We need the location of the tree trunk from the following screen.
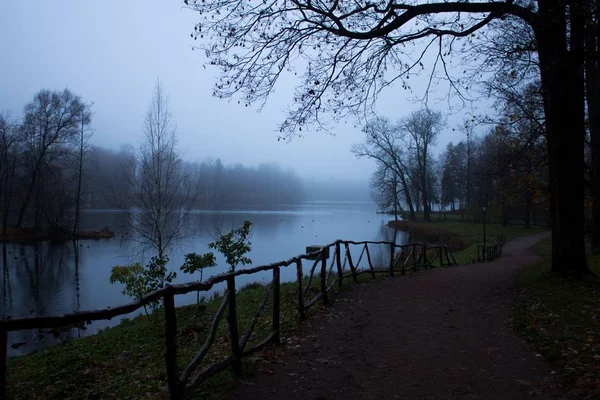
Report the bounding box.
[1,158,15,235]
[0,155,14,235]
[466,134,471,212]
[536,0,590,275]
[393,175,399,221]
[421,173,430,222]
[73,128,84,236]
[587,1,600,253]
[398,172,416,221]
[16,169,39,229]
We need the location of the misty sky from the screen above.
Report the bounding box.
[0,1,487,185]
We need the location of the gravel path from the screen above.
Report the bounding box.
[233,231,566,400]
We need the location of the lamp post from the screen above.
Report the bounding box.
[481,204,487,260]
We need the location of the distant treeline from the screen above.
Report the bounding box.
[84,146,305,209]
[0,88,306,236]
[355,95,548,227]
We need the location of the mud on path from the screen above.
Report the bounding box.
[232,232,567,400]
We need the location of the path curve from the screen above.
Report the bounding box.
[233,231,564,400]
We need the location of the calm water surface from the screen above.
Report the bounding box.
[1,201,406,356]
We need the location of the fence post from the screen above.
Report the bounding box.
[401,248,406,275]
[389,242,395,277]
[273,266,281,344]
[364,244,375,279]
[345,243,358,283]
[320,249,328,305]
[439,248,443,268]
[163,288,183,400]
[335,242,343,287]
[296,259,306,320]
[227,277,242,376]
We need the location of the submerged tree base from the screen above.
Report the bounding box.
[0,227,114,243]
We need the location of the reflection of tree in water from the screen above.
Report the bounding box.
[73,241,81,312]
[2,245,13,319]
[2,241,84,355]
[370,223,410,268]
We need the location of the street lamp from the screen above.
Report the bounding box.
[481,204,487,260]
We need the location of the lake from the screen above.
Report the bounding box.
[1,201,407,356]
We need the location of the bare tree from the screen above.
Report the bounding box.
[0,113,18,234]
[352,117,416,221]
[17,89,88,229]
[186,0,591,275]
[370,162,402,220]
[127,80,195,260]
[586,0,600,253]
[402,109,444,221]
[73,104,93,235]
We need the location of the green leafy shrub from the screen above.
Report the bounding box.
[209,220,253,272]
[180,252,217,303]
[109,256,176,317]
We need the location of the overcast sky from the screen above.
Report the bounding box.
[0,1,486,185]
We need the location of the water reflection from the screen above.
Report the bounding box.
[1,201,404,356]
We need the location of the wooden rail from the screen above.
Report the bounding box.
[475,235,505,263]
[0,239,457,399]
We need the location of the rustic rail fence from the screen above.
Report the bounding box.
[475,235,506,262]
[0,239,456,399]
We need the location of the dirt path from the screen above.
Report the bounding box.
[233,232,565,400]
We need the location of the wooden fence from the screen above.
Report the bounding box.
[0,239,456,400]
[476,235,506,262]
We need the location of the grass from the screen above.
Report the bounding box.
[394,219,547,265]
[514,239,600,398]
[6,222,546,399]
[6,271,378,400]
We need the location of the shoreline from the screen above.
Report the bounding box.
[387,220,468,252]
[0,227,114,243]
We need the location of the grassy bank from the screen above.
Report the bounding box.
[514,239,600,398]
[6,273,375,399]
[389,219,547,265]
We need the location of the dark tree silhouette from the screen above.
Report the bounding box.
[186,0,592,275]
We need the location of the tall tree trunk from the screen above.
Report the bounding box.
[16,168,39,229]
[2,157,15,235]
[73,126,84,236]
[537,0,589,275]
[466,132,471,211]
[421,173,430,222]
[524,150,533,228]
[587,0,600,253]
[393,175,399,221]
[398,172,416,221]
